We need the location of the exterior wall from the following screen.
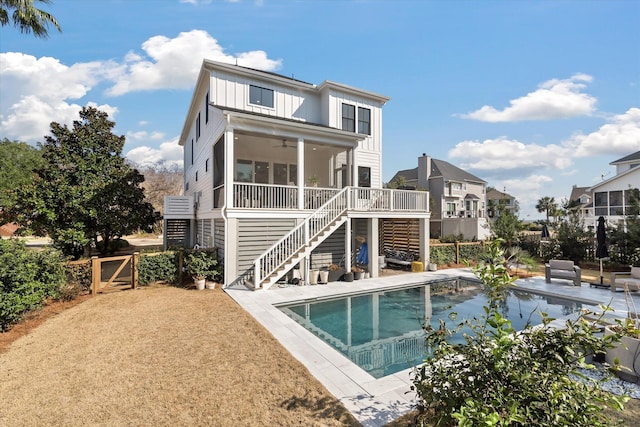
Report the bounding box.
[209,69,321,123]
[442,218,489,241]
[589,168,640,227]
[236,218,298,274]
[430,177,445,220]
[311,224,345,269]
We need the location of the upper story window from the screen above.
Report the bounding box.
[196,112,201,141]
[358,166,371,187]
[342,103,355,132]
[358,107,371,135]
[249,85,274,108]
[205,91,209,123]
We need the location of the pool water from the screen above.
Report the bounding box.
[278,279,597,378]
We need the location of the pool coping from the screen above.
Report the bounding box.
[225,269,638,427]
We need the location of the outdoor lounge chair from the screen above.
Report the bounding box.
[545,259,582,286]
[610,267,640,292]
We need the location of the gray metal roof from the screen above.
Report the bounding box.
[611,150,640,164]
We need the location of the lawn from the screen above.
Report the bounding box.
[2,268,640,426]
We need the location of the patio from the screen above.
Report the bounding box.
[226,269,640,427]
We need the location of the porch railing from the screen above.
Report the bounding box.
[232,183,428,212]
[254,187,349,288]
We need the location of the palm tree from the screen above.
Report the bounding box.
[0,0,61,38]
[536,196,556,224]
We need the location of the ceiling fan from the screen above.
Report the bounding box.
[273,139,295,149]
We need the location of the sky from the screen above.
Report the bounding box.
[1,0,639,220]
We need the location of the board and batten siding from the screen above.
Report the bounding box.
[356,150,382,189]
[209,70,321,123]
[214,219,225,260]
[310,224,345,269]
[326,89,382,153]
[236,218,297,274]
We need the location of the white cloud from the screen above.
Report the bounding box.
[567,108,640,157]
[0,31,281,143]
[126,130,165,141]
[106,30,282,96]
[460,74,596,122]
[126,139,183,169]
[449,137,573,171]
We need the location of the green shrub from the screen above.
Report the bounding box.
[430,245,456,265]
[459,243,483,263]
[138,252,179,285]
[0,239,66,331]
[410,240,627,426]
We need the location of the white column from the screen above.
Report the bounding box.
[420,217,430,269]
[224,127,235,208]
[345,219,352,272]
[369,218,379,278]
[297,138,304,209]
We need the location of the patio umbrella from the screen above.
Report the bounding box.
[595,216,609,285]
[541,224,550,239]
[356,241,369,265]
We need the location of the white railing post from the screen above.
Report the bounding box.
[254,262,261,289]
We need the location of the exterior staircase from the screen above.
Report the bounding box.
[253,187,350,289]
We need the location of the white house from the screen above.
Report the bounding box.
[389,154,490,241]
[587,150,640,229]
[164,60,431,289]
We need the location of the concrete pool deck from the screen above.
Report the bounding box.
[225,269,640,427]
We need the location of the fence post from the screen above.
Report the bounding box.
[132,252,139,289]
[91,256,99,296]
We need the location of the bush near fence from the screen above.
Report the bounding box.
[430,241,486,265]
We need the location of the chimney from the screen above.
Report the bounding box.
[418,153,431,189]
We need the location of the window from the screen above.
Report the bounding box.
[205,92,209,123]
[358,107,371,135]
[446,202,456,217]
[594,191,608,216]
[610,190,624,215]
[358,166,371,188]
[249,85,274,108]
[342,103,355,132]
[236,159,253,182]
[254,161,269,184]
[190,139,194,165]
[185,181,189,191]
[273,163,288,185]
[205,158,209,172]
[289,164,297,186]
[195,171,198,182]
[196,113,201,141]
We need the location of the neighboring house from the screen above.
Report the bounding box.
[389,154,490,240]
[568,185,592,224]
[587,150,640,229]
[486,188,517,219]
[164,60,430,289]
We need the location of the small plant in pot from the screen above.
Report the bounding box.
[185,251,214,290]
[605,284,640,383]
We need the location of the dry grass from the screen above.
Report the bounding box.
[2,267,640,426]
[0,285,358,427]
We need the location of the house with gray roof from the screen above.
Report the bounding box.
[389,154,490,240]
[486,188,518,219]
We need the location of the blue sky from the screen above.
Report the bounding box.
[1,0,639,220]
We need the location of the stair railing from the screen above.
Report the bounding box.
[254,186,350,288]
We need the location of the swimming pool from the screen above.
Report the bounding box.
[278,278,598,378]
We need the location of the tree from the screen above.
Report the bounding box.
[555,212,590,264]
[536,196,557,224]
[0,139,42,209]
[135,164,184,216]
[489,205,523,246]
[0,0,61,38]
[0,107,160,258]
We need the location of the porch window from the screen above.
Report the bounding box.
[289,164,297,185]
[255,161,269,184]
[610,190,623,215]
[342,103,355,132]
[249,85,274,108]
[358,107,371,135]
[358,166,371,187]
[594,191,608,216]
[274,163,288,185]
[236,159,253,182]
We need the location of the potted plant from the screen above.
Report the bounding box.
[319,268,329,284]
[604,284,640,383]
[327,264,344,282]
[185,251,215,290]
[309,269,319,285]
[352,266,363,280]
[307,175,319,187]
